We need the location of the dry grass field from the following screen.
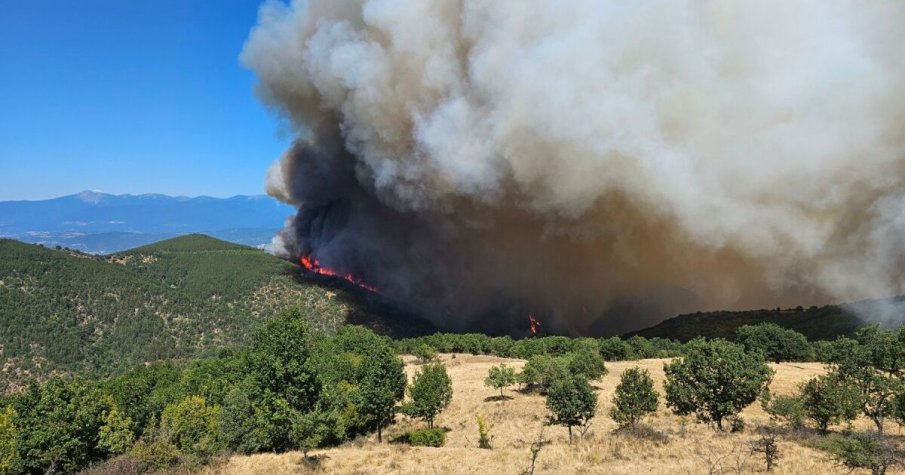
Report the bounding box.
[209,354,902,474]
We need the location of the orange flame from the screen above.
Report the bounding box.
[528,314,541,335]
[299,255,379,293]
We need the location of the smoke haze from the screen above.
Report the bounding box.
[242,0,905,335]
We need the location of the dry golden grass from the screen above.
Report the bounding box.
[210,354,901,474]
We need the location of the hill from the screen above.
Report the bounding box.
[0,235,435,392]
[212,354,847,475]
[626,304,868,342]
[0,191,295,253]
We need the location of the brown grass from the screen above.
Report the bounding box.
[208,354,899,474]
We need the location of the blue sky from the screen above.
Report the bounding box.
[0,0,289,200]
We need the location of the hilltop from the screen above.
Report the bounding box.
[0,191,294,253]
[0,234,434,392]
[627,304,869,342]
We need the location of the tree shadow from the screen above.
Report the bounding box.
[484,395,514,402]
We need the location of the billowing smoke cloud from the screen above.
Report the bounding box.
[243,0,905,335]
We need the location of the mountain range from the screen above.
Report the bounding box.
[0,191,295,253]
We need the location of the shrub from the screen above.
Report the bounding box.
[413,344,437,363]
[609,367,658,428]
[750,433,780,471]
[598,337,633,361]
[128,439,185,472]
[825,432,903,475]
[518,355,570,393]
[159,395,223,460]
[568,349,608,381]
[477,415,492,449]
[736,323,812,363]
[401,363,453,429]
[800,374,861,432]
[546,375,597,443]
[664,339,773,431]
[760,391,806,430]
[484,364,517,398]
[405,428,446,447]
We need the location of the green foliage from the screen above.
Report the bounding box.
[631,305,866,342]
[610,368,658,428]
[484,364,517,397]
[159,396,223,460]
[518,355,570,393]
[736,323,812,363]
[97,400,134,455]
[403,428,446,447]
[545,374,598,442]
[568,348,608,380]
[356,343,407,442]
[413,344,437,363]
[0,406,19,475]
[0,236,364,391]
[824,432,903,475]
[799,374,861,432]
[664,339,773,431]
[760,391,806,430]
[127,439,185,472]
[401,363,452,429]
[598,337,633,361]
[476,415,492,449]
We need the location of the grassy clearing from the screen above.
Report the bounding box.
[209,355,899,474]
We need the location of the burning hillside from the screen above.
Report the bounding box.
[243,1,905,335]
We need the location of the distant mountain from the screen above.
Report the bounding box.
[0,234,436,393]
[0,191,295,253]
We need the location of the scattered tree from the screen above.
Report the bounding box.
[485,364,517,398]
[827,431,903,475]
[799,374,861,433]
[568,349,608,380]
[518,355,570,393]
[664,339,773,431]
[402,362,453,429]
[357,346,407,442]
[546,375,598,442]
[610,367,659,429]
[760,390,805,430]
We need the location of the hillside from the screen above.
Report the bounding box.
[212,354,852,475]
[627,304,868,342]
[0,191,294,253]
[0,235,434,392]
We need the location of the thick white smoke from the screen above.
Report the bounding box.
[243,0,905,334]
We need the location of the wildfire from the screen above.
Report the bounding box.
[299,255,379,293]
[528,314,542,335]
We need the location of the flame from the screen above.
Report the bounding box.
[528,314,541,335]
[299,254,379,293]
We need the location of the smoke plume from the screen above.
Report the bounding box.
[242,0,905,335]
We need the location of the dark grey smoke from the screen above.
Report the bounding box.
[243,0,905,335]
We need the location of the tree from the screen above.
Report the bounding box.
[568,349,608,381]
[413,344,437,363]
[760,391,806,430]
[0,406,19,475]
[484,364,517,398]
[664,339,773,431]
[159,395,223,460]
[800,374,861,432]
[518,355,570,393]
[402,362,453,429]
[828,431,903,475]
[97,399,134,455]
[546,374,597,442]
[610,367,658,429]
[358,346,407,442]
[736,323,812,363]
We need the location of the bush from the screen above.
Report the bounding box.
[609,368,658,428]
[518,355,570,393]
[405,428,446,447]
[800,374,861,432]
[568,349,608,381]
[664,339,773,431]
[128,439,185,472]
[546,375,597,443]
[477,415,492,449]
[598,337,633,361]
[413,344,437,363]
[736,323,812,363]
[159,395,223,461]
[760,391,806,430]
[484,364,517,398]
[825,432,903,475]
[401,363,453,429]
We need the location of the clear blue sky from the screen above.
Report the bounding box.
[0,0,289,200]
